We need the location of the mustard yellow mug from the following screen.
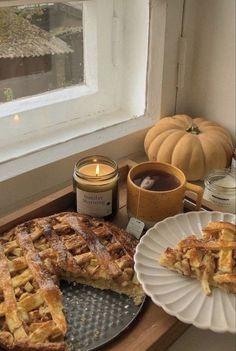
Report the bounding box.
[127,162,204,227]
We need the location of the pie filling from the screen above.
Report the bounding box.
[0,212,144,351]
[159,221,236,295]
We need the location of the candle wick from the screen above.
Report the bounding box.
[95,164,100,176]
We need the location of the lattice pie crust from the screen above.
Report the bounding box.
[0,212,144,351]
[159,221,236,295]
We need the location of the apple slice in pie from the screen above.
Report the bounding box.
[159,221,236,295]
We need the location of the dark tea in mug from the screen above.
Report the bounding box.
[132,169,181,191]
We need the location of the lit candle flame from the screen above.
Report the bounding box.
[14,114,20,121]
[95,164,100,176]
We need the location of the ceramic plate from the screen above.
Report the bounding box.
[134,211,236,333]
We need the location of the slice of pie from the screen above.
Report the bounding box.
[159,221,236,295]
[0,212,144,351]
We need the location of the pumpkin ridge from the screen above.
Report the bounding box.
[201,133,232,167]
[172,115,193,126]
[158,117,187,128]
[197,121,218,127]
[144,125,183,151]
[201,127,233,143]
[198,134,217,174]
[206,130,233,154]
[170,133,190,165]
[198,134,227,171]
[171,132,189,163]
[192,117,206,124]
[202,134,233,158]
[148,130,183,161]
[171,134,194,178]
[171,132,206,180]
[190,136,206,179]
[218,139,234,165]
[156,130,185,162]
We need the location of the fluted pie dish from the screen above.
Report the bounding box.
[134,211,236,333]
[0,212,144,351]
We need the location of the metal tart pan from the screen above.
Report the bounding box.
[62,281,145,351]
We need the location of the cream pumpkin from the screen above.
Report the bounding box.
[144,115,233,181]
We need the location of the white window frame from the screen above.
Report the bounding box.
[0,0,184,181]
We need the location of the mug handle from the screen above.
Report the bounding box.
[185,182,204,210]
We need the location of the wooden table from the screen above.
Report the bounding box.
[0,159,222,351]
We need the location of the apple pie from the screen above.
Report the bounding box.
[159,221,236,295]
[0,212,144,351]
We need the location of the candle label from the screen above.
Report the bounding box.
[76,189,112,217]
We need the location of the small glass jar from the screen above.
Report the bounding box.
[204,168,236,213]
[73,155,119,219]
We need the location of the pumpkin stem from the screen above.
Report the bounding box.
[186,123,200,135]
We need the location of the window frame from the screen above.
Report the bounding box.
[0,0,184,181]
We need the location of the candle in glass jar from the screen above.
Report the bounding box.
[73,156,119,218]
[204,168,236,213]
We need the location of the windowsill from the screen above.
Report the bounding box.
[0,111,155,182]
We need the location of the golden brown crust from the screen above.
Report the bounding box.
[0,245,27,341]
[63,214,122,277]
[0,212,144,351]
[0,337,67,351]
[159,221,236,295]
[16,228,67,337]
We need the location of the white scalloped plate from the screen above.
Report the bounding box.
[134,211,236,333]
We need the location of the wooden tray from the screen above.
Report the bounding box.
[0,159,224,351]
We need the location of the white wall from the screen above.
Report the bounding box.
[176,0,235,142]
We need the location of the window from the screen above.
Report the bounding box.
[0,2,84,102]
[1,0,180,181]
